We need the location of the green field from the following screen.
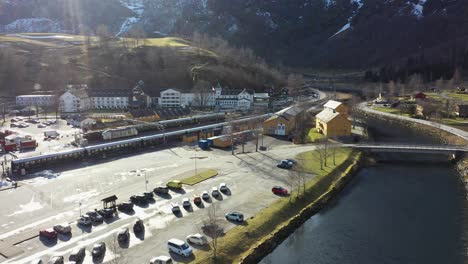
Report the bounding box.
[307,128,325,142]
[193,148,355,264]
[180,168,218,185]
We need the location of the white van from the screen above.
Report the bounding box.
[167,238,192,257]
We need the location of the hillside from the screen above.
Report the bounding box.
[0,33,284,96]
[1,0,468,72]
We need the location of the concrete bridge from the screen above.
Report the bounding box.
[348,143,468,155]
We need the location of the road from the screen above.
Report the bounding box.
[359,102,468,142]
[0,137,316,264]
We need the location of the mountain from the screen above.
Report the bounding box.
[1,0,468,69]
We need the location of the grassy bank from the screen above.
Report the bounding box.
[180,169,218,185]
[193,148,356,264]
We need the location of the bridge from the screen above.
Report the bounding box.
[348,143,468,154]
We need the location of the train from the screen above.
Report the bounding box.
[11,114,271,175]
[85,113,226,141]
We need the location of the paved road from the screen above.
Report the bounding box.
[359,103,468,142]
[0,138,316,264]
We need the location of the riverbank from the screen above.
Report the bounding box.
[192,148,362,264]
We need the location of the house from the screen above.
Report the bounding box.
[315,100,351,137]
[263,105,302,136]
[160,89,182,108]
[323,100,348,117]
[458,104,468,118]
[88,89,129,109]
[16,95,55,107]
[214,88,254,111]
[414,92,427,100]
[59,88,92,113]
[128,85,151,109]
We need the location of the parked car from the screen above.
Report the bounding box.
[171,202,180,213]
[286,159,297,165]
[39,228,57,239]
[225,212,244,222]
[31,259,43,264]
[201,191,210,200]
[18,123,29,128]
[143,191,154,200]
[53,223,71,234]
[193,195,202,204]
[130,195,147,205]
[182,198,191,208]
[117,228,130,243]
[47,256,64,264]
[86,211,103,223]
[133,218,144,233]
[211,187,220,197]
[167,238,192,257]
[154,186,169,195]
[166,180,183,189]
[186,233,208,246]
[69,247,85,262]
[277,160,293,169]
[149,255,173,264]
[219,183,228,192]
[37,124,46,128]
[92,242,106,258]
[118,201,134,212]
[10,123,17,128]
[272,186,288,195]
[77,216,92,227]
[97,208,114,218]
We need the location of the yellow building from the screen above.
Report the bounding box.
[316,100,351,137]
[323,100,348,117]
[263,105,301,136]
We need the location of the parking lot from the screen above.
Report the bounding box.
[0,137,317,263]
[3,117,81,158]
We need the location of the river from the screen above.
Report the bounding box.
[261,159,465,264]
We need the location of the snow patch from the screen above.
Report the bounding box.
[412,0,427,18]
[11,34,73,39]
[3,18,61,33]
[330,23,350,38]
[117,0,145,36]
[324,0,336,8]
[8,195,43,216]
[63,189,100,203]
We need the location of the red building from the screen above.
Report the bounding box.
[414,92,427,100]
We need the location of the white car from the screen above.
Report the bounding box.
[182,198,191,207]
[219,183,228,192]
[171,203,180,212]
[149,255,173,264]
[201,191,210,200]
[186,233,208,245]
[211,187,220,197]
[167,238,192,257]
[225,212,244,222]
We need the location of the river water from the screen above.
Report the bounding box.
[261,162,465,264]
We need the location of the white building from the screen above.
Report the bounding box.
[158,87,266,111]
[16,95,55,107]
[59,89,92,113]
[88,89,129,109]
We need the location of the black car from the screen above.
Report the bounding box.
[130,195,147,205]
[118,201,134,212]
[133,219,144,233]
[153,186,169,195]
[92,242,106,258]
[143,191,154,200]
[69,247,86,262]
[97,208,114,218]
[86,211,104,223]
[117,228,130,243]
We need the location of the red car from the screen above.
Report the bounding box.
[39,228,57,239]
[272,186,288,195]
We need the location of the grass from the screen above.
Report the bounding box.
[193,148,355,264]
[307,128,325,143]
[448,93,468,101]
[0,36,59,46]
[180,169,218,185]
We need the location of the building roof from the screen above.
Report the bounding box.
[16,95,55,98]
[88,89,129,97]
[323,100,342,110]
[265,105,302,122]
[68,89,89,99]
[221,89,243,96]
[316,109,340,123]
[160,89,180,95]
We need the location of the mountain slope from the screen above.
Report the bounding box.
[1,0,468,69]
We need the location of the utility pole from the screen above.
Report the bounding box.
[144,171,148,191]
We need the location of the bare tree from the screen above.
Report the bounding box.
[314,139,330,170]
[193,80,212,108]
[96,24,112,50]
[108,234,128,264]
[202,203,224,261]
[287,73,304,98]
